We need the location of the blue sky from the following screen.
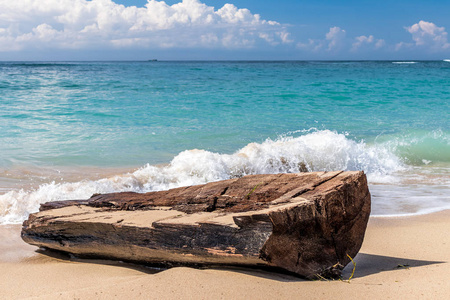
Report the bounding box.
[1,0,449,60]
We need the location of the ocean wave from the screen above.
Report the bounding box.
[377,129,449,165]
[392,61,418,64]
[1,129,448,224]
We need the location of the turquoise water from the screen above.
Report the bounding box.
[0,61,449,223]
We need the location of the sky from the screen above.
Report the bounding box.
[0,0,449,60]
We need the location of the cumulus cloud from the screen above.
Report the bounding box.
[394,41,413,51]
[325,26,346,51]
[296,20,450,56]
[297,26,347,52]
[351,35,385,51]
[404,20,450,50]
[0,0,290,51]
[296,38,324,52]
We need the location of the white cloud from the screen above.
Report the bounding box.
[325,26,346,51]
[405,20,450,50]
[297,26,346,52]
[295,20,450,56]
[394,41,413,51]
[296,38,324,52]
[258,30,292,46]
[351,35,385,51]
[277,31,293,44]
[0,0,289,51]
[375,39,385,49]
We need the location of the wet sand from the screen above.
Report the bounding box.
[1,211,449,299]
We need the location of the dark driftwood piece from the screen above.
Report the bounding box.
[22,171,371,279]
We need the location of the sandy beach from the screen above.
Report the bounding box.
[1,0,449,297]
[0,210,449,299]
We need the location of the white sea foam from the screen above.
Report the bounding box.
[444,59,450,62]
[392,61,418,64]
[369,184,450,217]
[1,129,447,224]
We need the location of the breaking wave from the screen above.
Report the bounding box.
[1,129,448,224]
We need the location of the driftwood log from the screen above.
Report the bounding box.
[21,171,371,279]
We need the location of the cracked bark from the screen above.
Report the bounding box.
[22,171,370,279]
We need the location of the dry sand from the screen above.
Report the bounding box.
[1,210,449,299]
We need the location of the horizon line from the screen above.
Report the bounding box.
[1,59,449,63]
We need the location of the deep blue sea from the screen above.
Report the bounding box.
[0,61,449,223]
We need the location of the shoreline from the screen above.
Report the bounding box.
[1,210,449,299]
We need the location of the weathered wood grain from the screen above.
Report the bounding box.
[22,171,371,279]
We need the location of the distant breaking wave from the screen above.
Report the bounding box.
[392,61,418,64]
[1,129,448,224]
